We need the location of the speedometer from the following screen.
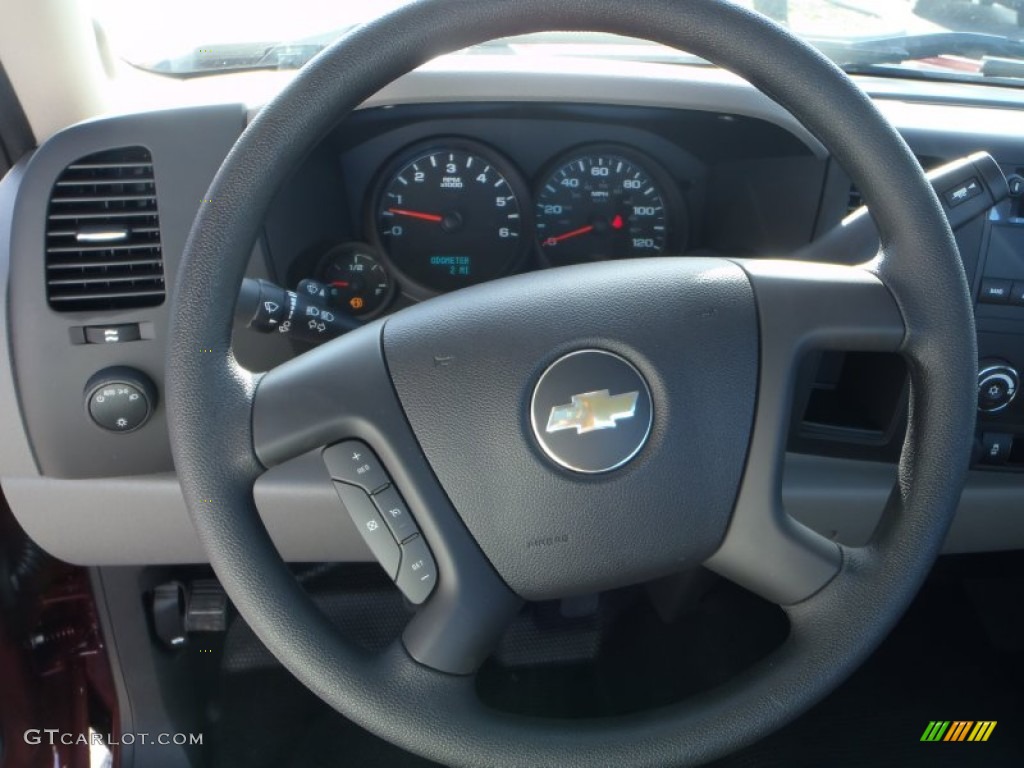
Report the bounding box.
[535,147,675,265]
[371,139,530,293]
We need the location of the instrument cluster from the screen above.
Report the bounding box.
[311,136,686,319]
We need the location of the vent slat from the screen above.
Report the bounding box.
[51,193,157,203]
[47,243,161,254]
[847,185,864,214]
[56,177,154,187]
[46,227,160,239]
[49,273,164,287]
[46,147,165,312]
[48,211,158,221]
[49,288,166,302]
[48,259,164,270]
[66,161,153,170]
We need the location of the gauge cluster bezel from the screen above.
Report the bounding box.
[357,137,689,307]
[532,142,688,268]
[364,136,535,302]
[266,102,824,322]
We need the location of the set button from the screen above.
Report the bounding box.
[396,535,437,605]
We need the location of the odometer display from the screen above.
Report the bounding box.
[372,141,528,292]
[535,149,671,265]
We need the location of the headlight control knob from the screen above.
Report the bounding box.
[85,367,156,433]
[978,360,1019,414]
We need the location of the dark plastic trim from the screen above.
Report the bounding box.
[705,260,906,604]
[797,151,1008,265]
[0,61,34,173]
[253,324,521,674]
[90,567,197,768]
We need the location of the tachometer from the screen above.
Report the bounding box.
[535,147,675,265]
[371,139,530,293]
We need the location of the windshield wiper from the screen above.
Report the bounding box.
[138,26,358,77]
[144,30,711,77]
[141,29,1024,80]
[813,31,1024,74]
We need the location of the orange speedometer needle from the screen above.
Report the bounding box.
[543,224,594,245]
[389,207,443,223]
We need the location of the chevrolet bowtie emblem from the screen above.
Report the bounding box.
[546,389,640,435]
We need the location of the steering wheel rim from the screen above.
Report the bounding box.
[167,1,977,766]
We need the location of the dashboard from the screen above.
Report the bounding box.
[2,59,1024,566]
[264,102,822,319]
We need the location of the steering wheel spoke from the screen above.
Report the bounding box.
[253,323,522,674]
[252,323,401,468]
[705,259,906,604]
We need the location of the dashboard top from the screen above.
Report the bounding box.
[2,58,1024,566]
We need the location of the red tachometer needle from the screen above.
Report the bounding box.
[389,207,443,223]
[544,224,594,245]
[329,281,350,288]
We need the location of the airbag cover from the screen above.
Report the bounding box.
[383,258,758,599]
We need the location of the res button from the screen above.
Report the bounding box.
[322,440,390,493]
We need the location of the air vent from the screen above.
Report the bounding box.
[46,147,165,311]
[846,184,864,215]
[845,157,942,217]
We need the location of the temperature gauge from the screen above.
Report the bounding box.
[317,242,393,317]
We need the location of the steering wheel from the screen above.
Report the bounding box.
[167,0,977,765]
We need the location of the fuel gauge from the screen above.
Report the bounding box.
[317,242,393,317]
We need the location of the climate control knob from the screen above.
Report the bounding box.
[978,361,1019,414]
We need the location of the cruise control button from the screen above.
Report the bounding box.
[372,486,419,543]
[979,278,1012,304]
[323,440,389,493]
[333,482,400,579]
[395,535,437,605]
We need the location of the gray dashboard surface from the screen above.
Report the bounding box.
[1,63,1022,565]
[5,104,246,479]
[5,453,1023,565]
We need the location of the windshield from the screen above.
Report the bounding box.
[93,0,1024,84]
